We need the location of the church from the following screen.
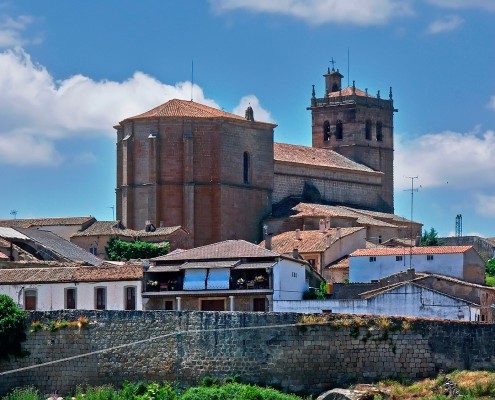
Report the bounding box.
[115,67,396,247]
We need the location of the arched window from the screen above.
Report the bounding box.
[243,152,250,184]
[323,121,330,141]
[336,120,343,140]
[332,83,339,92]
[376,121,383,141]
[365,119,372,140]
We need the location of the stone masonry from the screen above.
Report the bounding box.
[2,311,495,396]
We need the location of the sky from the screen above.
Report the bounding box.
[0,0,495,238]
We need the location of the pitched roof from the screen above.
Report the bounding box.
[121,99,276,127]
[350,246,473,257]
[261,228,364,254]
[327,86,371,98]
[71,221,183,239]
[152,240,279,262]
[16,228,102,266]
[0,263,142,284]
[0,216,95,228]
[274,143,376,173]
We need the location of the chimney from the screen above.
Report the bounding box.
[336,227,341,239]
[292,248,299,259]
[325,218,331,230]
[326,234,332,247]
[319,219,326,232]
[265,234,272,250]
[295,229,301,240]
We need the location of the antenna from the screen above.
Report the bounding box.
[191,60,194,101]
[455,214,462,239]
[108,206,115,220]
[347,47,350,87]
[404,176,419,269]
[10,210,18,219]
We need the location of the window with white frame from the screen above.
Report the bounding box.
[95,287,107,310]
[24,289,37,311]
[89,247,97,256]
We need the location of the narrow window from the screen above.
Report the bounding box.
[369,256,376,262]
[323,121,330,141]
[65,288,76,309]
[336,120,343,140]
[376,121,383,141]
[125,286,136,310]
[95,287,107,310]
[243,152,250,184]
[24,289,37,311]
[396,256,403,262]
[89,247,97,256]
[427,255,434,261]
[365,119,372,140]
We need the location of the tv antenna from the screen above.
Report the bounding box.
[404,176,419,268]
[108,206,115,221]
[10,210,18,219]
[191,60,194,101]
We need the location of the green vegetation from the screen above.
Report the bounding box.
[486,258,495,286]
[2,380,308,400]
[105,237,169,261]
[420,227,441,246]
[29,317,89,333]
[0,294,27,360]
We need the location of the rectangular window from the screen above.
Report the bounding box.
[396,256,403,261]
[65,288,76,309]
[24,289,37,311]
[89,247,97,256]
[369,256,376,262]
[95,287,107,310]
[164,300,174,310]
[427,255,434,261]
[125,286,136,310]
[253,298,266,312]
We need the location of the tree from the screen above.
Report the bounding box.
[420,227,441,246]
[486,258,495,276]
[0,294,27,360]
[105,237,170,261]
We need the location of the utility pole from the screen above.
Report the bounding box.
[405,176,419,269]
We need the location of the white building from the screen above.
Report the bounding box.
[0,263,142,311]
[349,246,485,284]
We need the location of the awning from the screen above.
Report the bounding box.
[183,268,207,290]
[206,268,230,290]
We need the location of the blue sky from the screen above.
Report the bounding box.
[1,0,495,238]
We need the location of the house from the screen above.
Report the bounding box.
[0,263,143,311]
[0,227,102,266]
[0,216,96,240]
[143,240,322,312]
[349,246,485,284]
[70,221,191,259]
[260,226,365,281]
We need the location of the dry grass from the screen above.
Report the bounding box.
[375,316,393,330]
[297,314,330,325]
[449,370,495,397]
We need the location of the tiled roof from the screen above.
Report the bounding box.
[121,99,275,126]
[327,86,371,98]
[17,228,102,266]
[292,203,398,228]
[413,273,495,291]
[0,263,142,284]
[274,143,376,173]
[261,228,364,254]
[71,221,182,239]
[152,240,279,262]
[341,207,417,226]
[350,246,473,257]
[326,257,349,270]
[0,216,95,228]
[0,227,30,240]
[0,252,8,260]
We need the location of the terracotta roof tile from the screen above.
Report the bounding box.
[261,228,364,254]
[350,246,473,257]
[0,216,95,228]
[327,86,371,98]
[0,263,142,284]
[152,240,279,262]
[274,143,376,173]
[326,257,349,270]
[72,221,182,239]
[0,252,8,260]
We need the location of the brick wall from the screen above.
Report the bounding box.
[2,311,495,396]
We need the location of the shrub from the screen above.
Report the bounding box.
[105,237,169,261]
[0,294,28,360]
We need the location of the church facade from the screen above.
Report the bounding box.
[115,68,396,247]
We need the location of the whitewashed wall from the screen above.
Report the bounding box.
[324,228,366,266]
[349,253,464,282]
[0,280,142,311]
[273,259,307,301]
[274,283,478,321]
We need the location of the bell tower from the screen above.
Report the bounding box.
[308,67,397,213]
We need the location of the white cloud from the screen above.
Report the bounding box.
[0,48,274,166]
[232,95,274,123]
[394,127,495,190]
[0,15,34,48]
[474,193,495,218]
[427,15,463,34]
[427,0,495,11]
[210,0,413,26]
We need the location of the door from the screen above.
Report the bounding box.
[201,299,225,311]
[125,287,136,310]
[253,298,266,312]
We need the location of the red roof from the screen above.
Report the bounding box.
[350,246,473,257]
[327,86,372,98]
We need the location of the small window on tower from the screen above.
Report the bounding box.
[336,120,343,140]
[376,121,383,141]
[243,152,250,184]
[323,121,330,141]
[365,119,372,140]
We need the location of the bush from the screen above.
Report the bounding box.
[105,237,169,261]
[0,294,28,360]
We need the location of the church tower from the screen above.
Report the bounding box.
[308,67,396,213]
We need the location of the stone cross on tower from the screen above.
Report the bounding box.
[329,57,336,71]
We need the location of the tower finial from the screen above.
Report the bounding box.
[389,86,393,100]
[311,84,316,99]
[245,104,254,121]
[329,57,336,71]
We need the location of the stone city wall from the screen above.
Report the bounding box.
[1,310,495,396]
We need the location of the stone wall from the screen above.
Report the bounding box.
[2,311,495,396]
